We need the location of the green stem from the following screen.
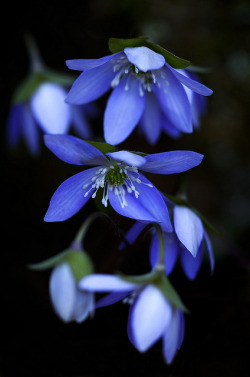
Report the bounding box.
[24,33,44,73]
[153,223,166,273]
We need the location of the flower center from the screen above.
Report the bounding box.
[110,55,167,96]
[83,161,153,209]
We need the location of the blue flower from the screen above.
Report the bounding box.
[7,82,95,156]
[50,262,94,323]
[123,205,214,280]
[65,46,212,145]
[43,134,203,230]
[79,274,185,364]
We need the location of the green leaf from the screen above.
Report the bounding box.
[144,41,190,69]
[109,37,149,53]
[108,37,190,69]
[85,140,117,154]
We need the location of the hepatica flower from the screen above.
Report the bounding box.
[79,274,185,364]
[7,35,95,155]
[44,134,203,229]
[65,39,212,145]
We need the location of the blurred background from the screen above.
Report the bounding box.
[1,0,250,376]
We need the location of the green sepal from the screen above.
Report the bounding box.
[186,64,212,74]
[163,192,220,236]
[85,140,117,154]
[109,37,149,53]
[13,70,75,104]
[108,37,190,69]
[118,270,188,313]
[28,249,94,282]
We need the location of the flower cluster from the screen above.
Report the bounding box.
[9,36,215,366]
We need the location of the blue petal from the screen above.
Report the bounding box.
[30,83,71,134]
[163,308,181,364]
[66,52,122,71]
[44,134,107,165]
[153,66,192,133]
[6,103,23,148]
[161,116,182,139]
[150,232,179,274]
[180,243,204,280]
[128,285,172,352]
[79,274,138,292]
[141,150,204,174]
[124,46,165,72]
[95,291,131,308]
[104,75,145,145]
[174,206,204,257]
[119,221,147,250]
[167,64,213,96]
[140,93,162,145]
[65,59,116,105]
[204,231,214,274]
[109,173,173,232]
[21,104,40,156]
[106,151,146,167]
[44,167,100,222]
[70,105,93,139]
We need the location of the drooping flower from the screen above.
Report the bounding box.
[43,134,203,230]
[50,262,94,323]
[65,45,212,145]
[7,35,95,155]
[122,204,214,280]
[79,273,185,364]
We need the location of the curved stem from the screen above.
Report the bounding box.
[24,33,44,73]
[152,223,166,273]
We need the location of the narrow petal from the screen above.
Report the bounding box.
[44,167,100,222]
[153,66,192,133]
[150,232,179,275]
[180,243,204,280]
[66,53,121,71]
[119,221,147,250]
[74,291,95,323]
[140,93,162,145]
[109,173,173,232]
[96,291,130,308]
[106,151,146,167]
[141,150,204,174]
[124,46,165,72]
[128,285,172,352]
[30,83,71,134]
[163,308,182,364]
[49,264,76,322]
[204,231,214,274]
[104,75,145,145]
[166,64,213,96]
[21,104,40,156]
[65,59,116,104]
[44,134,107,165]
[174,206,204,257]
[79,274,138,292]
[6,103,23,148]
[70,105,93,139]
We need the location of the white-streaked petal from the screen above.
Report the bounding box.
[106,151,146,167]
[174,206,204,257]
[49,264,76,322]
[79,274,138,292]
[31,83,71,134]
[129,285,172,352]
[124,47,165,72]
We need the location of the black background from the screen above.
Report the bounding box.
[1,1,250,376]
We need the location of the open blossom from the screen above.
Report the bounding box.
[7,82,95,156]
[79,274,185,364]
[50,263,94,323]
[43,134,203,230]
[123,205,214,280]
[65,46,212,145]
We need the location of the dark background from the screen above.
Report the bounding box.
[1,0,250,376]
